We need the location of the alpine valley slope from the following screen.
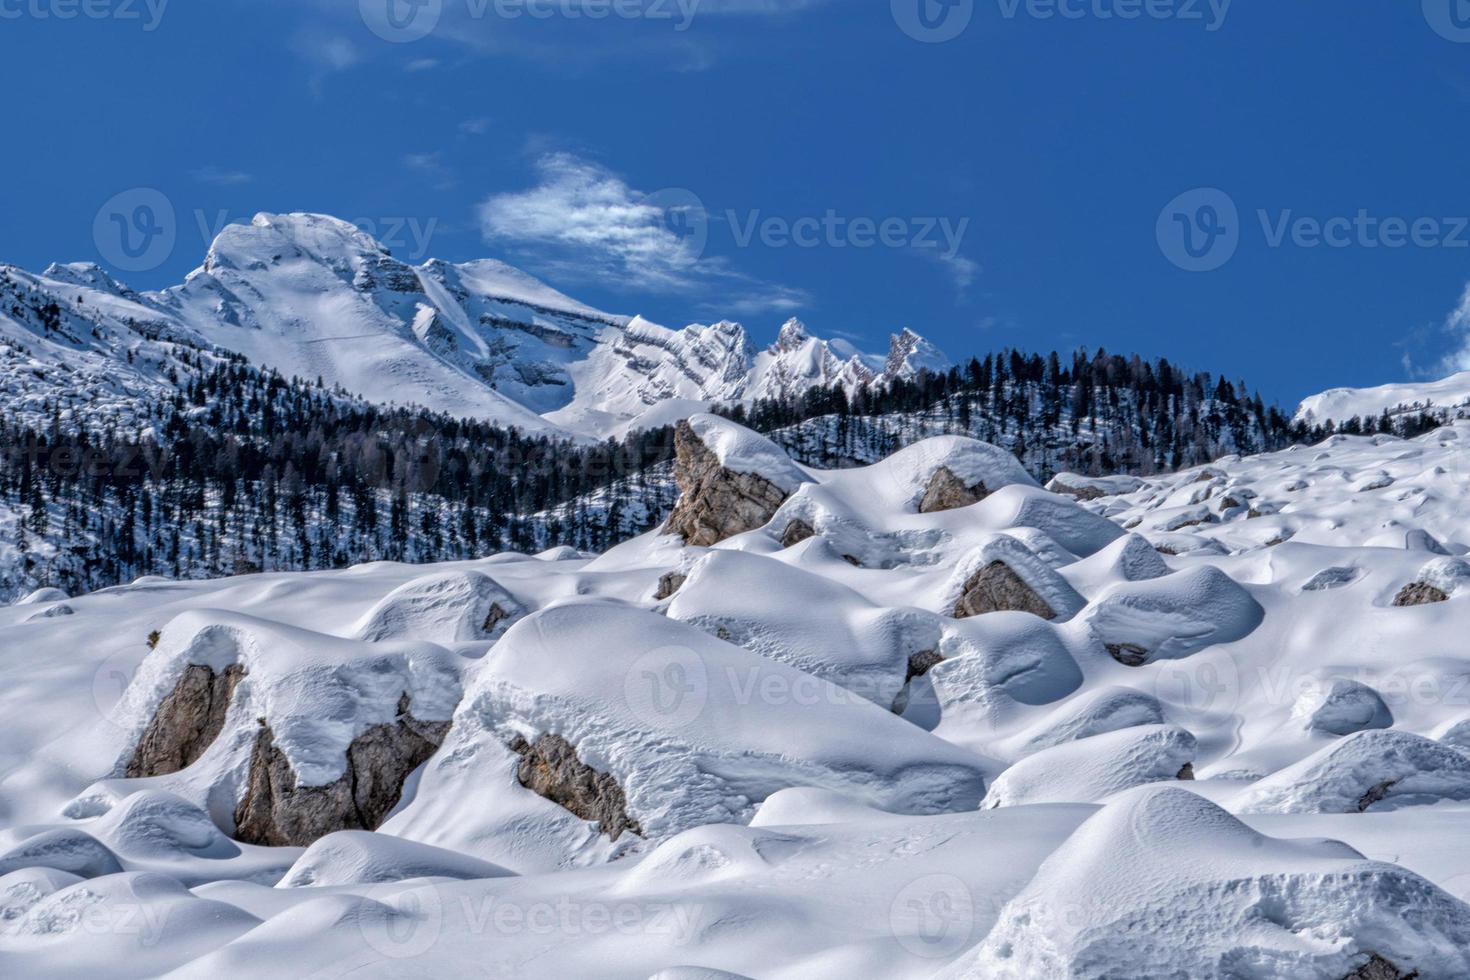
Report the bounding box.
[0,213,947,439]
[2,415,1470,977]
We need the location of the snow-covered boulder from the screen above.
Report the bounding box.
[353,570,524,644]
[1046,473,1144,501]
[887,436,1038,513]
[665,549,940,709]
[949,787,1470,979]
[664,416,808,547]
[982,725,1196,807]
[1393,556,1470,607]
[1079,565,1264,666]
[939,534,1087,622]
[1292,678,1394,737]
[1240,730,1470,814]
[996,685,1168,759]
[456,604,992,841]
[102,610,462,847]
[970,485,1125,558]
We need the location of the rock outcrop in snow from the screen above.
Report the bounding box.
[663,416,808,546]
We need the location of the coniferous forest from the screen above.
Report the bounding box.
[0,345,1443,602]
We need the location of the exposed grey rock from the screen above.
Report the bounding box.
[510,734,642,842]
[127,664,247,778]
[1357,779,1398,813]
[780,519,816,549]
[664,421,791,547]
[918,467,989,514]
[483,602,513,634]
[654,572,687,601]
[891,650,945,715]
[1106,643,1152,668]
[1176,763,1195,781]
[1343,953,1419,980]
[232,694,449,847]
[1394,582,1450,607]
[954,561,1057,620]
[906,650,944,682]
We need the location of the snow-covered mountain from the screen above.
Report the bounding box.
[1296,370,1470,425]
[0,213,949,439]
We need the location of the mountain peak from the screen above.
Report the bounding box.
[774,318,810,352]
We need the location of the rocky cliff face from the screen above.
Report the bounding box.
[232,695,450,848]
[664,421,793,547]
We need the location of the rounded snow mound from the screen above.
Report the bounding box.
[354,570,524,644]
[458,604,992,839]
[983,725,1196,807]
[666,549,940,709]
[951,786,1470,979]
[1061,534,1170,598]
[279,830,512,887]
[866,435,1037,511]
[930,614,1085,731]
[970,485,1125,558]
[996,685,1168,759]
[1291,677,1393,737]
[15,587,68,606]
[1240,730,1470,814]
[1079,565,1264,665]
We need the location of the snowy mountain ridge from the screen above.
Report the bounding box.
[0,212,949,439]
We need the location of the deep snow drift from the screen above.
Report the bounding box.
[3,414,1470,977]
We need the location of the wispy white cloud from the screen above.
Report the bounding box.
[477,152,808,310]
[406,57,441,72]
[191,166,254,187]
[290,32,362,96]
[459,117,492,137]
[405,152,457,190]
[1436,282,1470,374]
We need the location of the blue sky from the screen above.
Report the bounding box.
[3,1,1470,406]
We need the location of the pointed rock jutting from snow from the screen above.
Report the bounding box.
[663,416,808,547]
